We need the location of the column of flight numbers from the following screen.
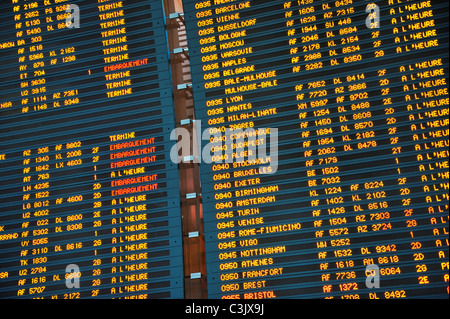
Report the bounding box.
[391,1,449,296]
[315,0,448,298]
[15,0,47,114]
[284,0,448,298]
[341,2,411,299]
[18,141,86,298]
[19,144,54,298]
[289,0,326,295]
[328,1,384,297]
[285,0,328,297]
[284,1,324,296]
[290,0,358,298]
[345,3,434,300]
[336,0,450,298]
[351,26,404,299]
[285,0,360,74]
[14,0,79,114]
[55,141,86,300]
[329,4,417,299]
[345,17,401,300]
[18,147,39,298]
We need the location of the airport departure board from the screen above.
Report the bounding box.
[0,0,449,301]
[183,0,449,299]
[0,0,184,298]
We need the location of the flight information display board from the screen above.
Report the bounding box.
[183,0,449,299]
[0,0,183,298]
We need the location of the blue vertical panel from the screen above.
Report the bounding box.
[0,0,183,298]
[183,0,449,299]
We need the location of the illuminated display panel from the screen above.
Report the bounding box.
[183,0,449,299]
[0,0,183,298]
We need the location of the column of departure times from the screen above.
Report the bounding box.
[188,0,287,299]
